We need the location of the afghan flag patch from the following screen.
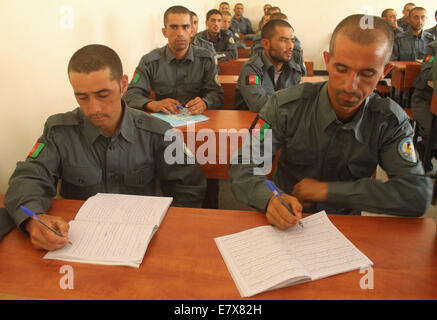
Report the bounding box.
[251,117,270,141]
[28,142,46,159]
[247,74,260,85]
[131,72,140,84]
[424,55,435,63]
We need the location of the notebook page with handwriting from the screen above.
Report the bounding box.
[280,212,373,280]
[215,211,373,297]
[44,221,155,267]
[74,193,172,226]
[215,226,311,297]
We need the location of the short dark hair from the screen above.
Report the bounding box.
[261,19,293,40]
[267,6,281,14]
[404,2,415,10]
[207,9,222,20]
[381,8,395,18]
[163,5,191,27]
[68,44,123,81]
[329,14,394,64]
[270,12,288,20]
[409,7,426,17]
[220,1,229,6]
[222,11,232,18]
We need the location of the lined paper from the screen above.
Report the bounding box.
[215,211,373,297]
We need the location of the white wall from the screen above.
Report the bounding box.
[0,0,436,193]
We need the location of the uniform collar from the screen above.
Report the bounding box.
[164,44,194,63]
[260,50,301,74]
[80,101,135,146]
[405,28,426,40]
[318,82,367,144]
[203,29,222,41]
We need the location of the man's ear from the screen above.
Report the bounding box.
[323,51,330,68]
[162,27,167,39]
[261,38,269,50]
[120,75,129,94]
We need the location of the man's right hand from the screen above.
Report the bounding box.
[145,98,182,114]
[25,214,70,251]
[266,194,303,230]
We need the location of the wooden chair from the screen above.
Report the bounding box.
[218,59,247,75]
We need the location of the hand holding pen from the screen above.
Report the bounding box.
[20,206,71,251]
[265,180,304,229]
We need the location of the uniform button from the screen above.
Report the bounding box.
[78,178,84,184]
[137,119,143,124]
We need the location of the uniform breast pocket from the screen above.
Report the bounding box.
[60,165,102,200]
[284,143,318,176]
[124,165,155,194]
[62,165,102,187]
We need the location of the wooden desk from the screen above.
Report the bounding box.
[1,197,436,299]
[219,75,238,110]
[389,61,421,92]
[219,58,248,75]
[178,110,257,179]
[238,48,250,58]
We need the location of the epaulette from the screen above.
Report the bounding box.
[46,108,80,128]
[131,109,172,135]
[143,47,162,64]
[275,82,323,107]
[368,94,409,125]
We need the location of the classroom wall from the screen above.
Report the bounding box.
[0,0,436,193]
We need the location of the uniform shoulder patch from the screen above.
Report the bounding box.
[250,116,270,141]
[229,37,235,44]
[131,71,140,84]
[398,137,418,163]
[424,55,435,63]
[28,141,46,159]
[246,74,260,85]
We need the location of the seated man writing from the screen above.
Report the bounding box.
[4,44,206,250]
[229,14,431,229]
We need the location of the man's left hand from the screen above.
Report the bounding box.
[293,178,328,203]
[185,97,207,114]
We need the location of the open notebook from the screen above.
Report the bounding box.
[44,193,172,268]
[150,107,210,127]
[215,211,373,297]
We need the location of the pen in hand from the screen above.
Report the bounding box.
[265,180,304,228]
[20,206,72,245]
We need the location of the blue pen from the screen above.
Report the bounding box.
[265,180,304,228]
[20,206,72,245]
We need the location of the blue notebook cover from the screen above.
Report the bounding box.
[150,108,210,127]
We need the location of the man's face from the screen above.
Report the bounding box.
[222,15,232,30]
[219,3,230,13]
[261,15,271,28]
[207,14,222,37]
[234,4,244,17]
[162,13,192,52]
[69,67,128,134]
[403,4,415,18]
[263,26,294,64]
[383,10,398,29]
[263,5,272,15]
[409,9,427,32]
[191,15,199,35]
[324,33,388,113]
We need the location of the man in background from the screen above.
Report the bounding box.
[123,6,223,115]
[190,11,217,60]
[197,9,238,61]
[232,3,254,35]
[391,7,434,61]
[381,8,403,36]
[222,11,246,49]
[234,19,303,111]
[397,2,415,31]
